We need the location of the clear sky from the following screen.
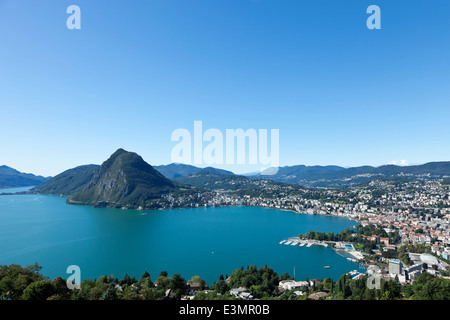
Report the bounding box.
[1,0,449,177]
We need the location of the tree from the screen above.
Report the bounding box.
[140,271,151,282]
[21,280,54,300]
[100,283,118,300]
[159,271,168,277]
[380,290,393,300]
[193,291,208,300]
[155,274,172,291]
[389,276,402,299]
[49,277,70,299]
[188,275,206,291]
[410,272,450,300]
[336,274,351,299]
[171,273,187,299]
[0,264,45,300]
[119,273,136,286]
[122,285,141,300]
[213,278,229,295]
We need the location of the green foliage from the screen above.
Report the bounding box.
[228,265,280,299]
[100,283,119,300]
[336,274,351,299]
[176,171,249,191]
[70,149,179,208]
[0,263,45,300]
[188,275,206,291]
[300,224,396,256]
[32,165,99,196]
[49,277,71,300]
[212,275,229,294]
[3,262,450,301]
[409,273,450,300]
[397,245,412,265]
[21,280,54,300]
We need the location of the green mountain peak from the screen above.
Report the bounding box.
[68,149,177,208]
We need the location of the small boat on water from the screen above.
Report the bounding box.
[323,266,330,269]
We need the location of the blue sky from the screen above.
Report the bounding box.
[1,0,449,176]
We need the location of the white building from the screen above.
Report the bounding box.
[279,280,309,291]
[389,259,403,277]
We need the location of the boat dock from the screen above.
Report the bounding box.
[279,237,367,269]
[279,238,331,248]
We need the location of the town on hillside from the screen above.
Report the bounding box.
[156,177,450,286]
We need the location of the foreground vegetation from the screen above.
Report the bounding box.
[1,263,449,301]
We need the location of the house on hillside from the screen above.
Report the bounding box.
[308,292,328,300]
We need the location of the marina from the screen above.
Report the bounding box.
[279,238,336,248]
[279,237,367,270]
[279,237,332,249]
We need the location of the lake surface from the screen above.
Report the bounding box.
[0,191,365,284]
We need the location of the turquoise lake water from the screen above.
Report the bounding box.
[0,190,365,284]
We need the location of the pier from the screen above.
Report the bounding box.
[279,238,366,268]
[279,237,332,248]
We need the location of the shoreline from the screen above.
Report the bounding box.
[25,191,361,223]
[4,192,363,230]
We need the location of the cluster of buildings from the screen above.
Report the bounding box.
[158,177,450,282]
[243,179,450,265]
[386,251,448,283]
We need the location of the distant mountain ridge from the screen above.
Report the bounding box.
[23,155,450,200]
[253,161,450,187]
[0,165,48,188]
[154,163,234,179]
[174,169,291,192]
[175,170,249,191]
